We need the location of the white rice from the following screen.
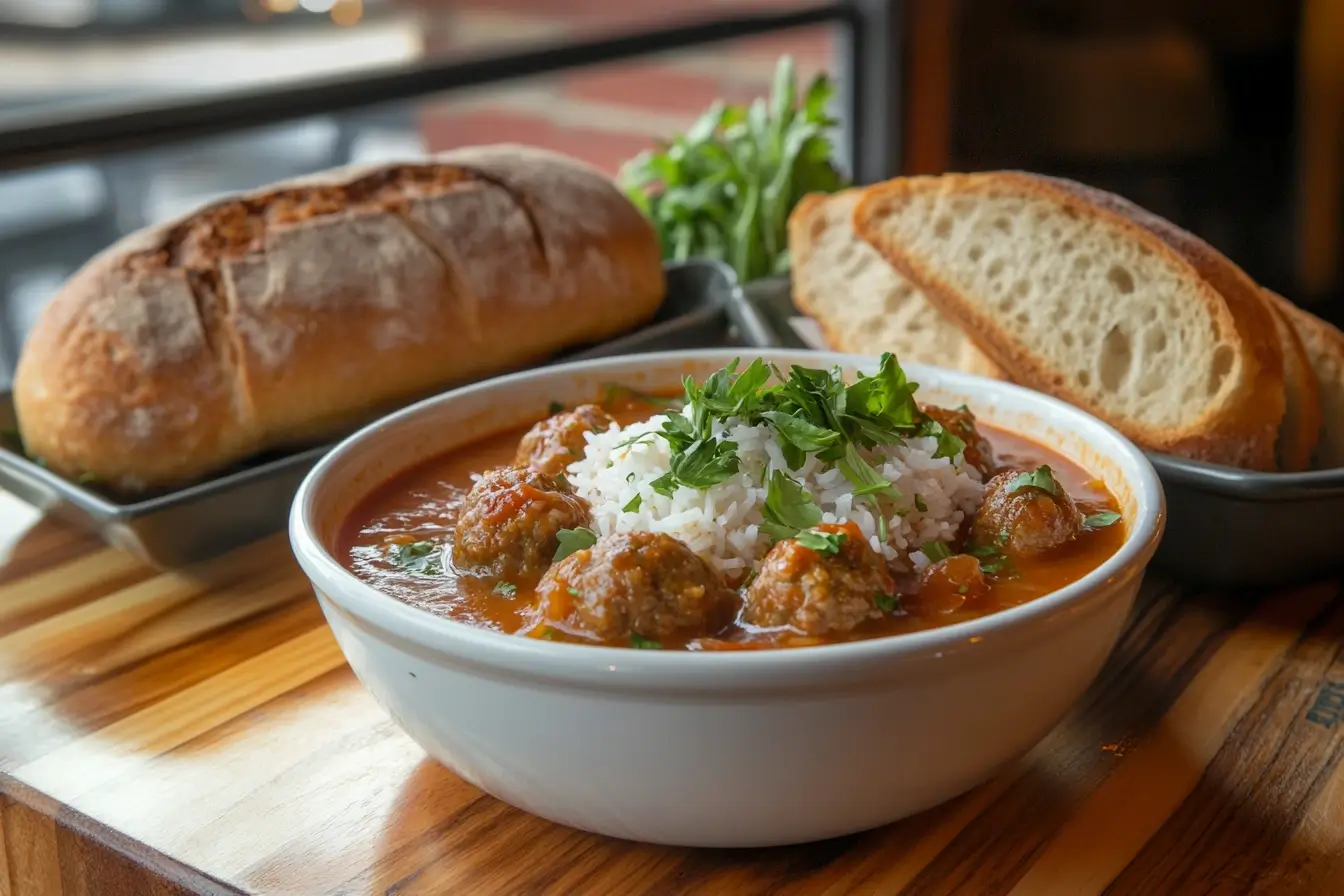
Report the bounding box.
[565,403,985,577]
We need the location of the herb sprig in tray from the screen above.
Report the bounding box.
[619,56,848,282]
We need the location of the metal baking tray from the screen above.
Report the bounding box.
[732,275,1344,589]
[0,258,736,569]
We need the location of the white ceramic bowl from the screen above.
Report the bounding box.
[289,349,1165,848]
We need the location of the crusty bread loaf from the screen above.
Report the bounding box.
[13,144,665,494]
[788,190,1003,378]
[1265,290,1344,470]
[853,172,1285,470]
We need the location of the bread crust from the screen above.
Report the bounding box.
[1264,289,1344,470]
[1035,174,1285,470]
[1264,295,1322,471]
[853,172,1283,470]
[13,145,665,493]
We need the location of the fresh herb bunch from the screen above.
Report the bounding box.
[618,56,848,282]
[624,354,966,544]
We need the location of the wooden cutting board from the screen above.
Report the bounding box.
[1,509,1342,895]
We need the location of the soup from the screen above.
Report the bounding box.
[339,356,1126,650]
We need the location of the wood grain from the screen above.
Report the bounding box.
[0,511,1340,895]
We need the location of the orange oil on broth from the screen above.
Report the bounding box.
[337,398,1126,649]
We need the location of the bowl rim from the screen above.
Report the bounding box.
[290,348,1165,683]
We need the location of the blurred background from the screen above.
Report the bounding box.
[0,0,1337,385]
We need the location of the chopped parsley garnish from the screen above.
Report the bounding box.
[649,472,678,497]
[548,400,565,414]
[1008,465,1059,496]
[761,469,822,541]
[608,353,962,553]
[668,437,740,489]
[969,544,1013,575]
[493,581,517,597]
[568,587,582,597]
[631,633,662,649]
[914,494,928,513]
[922,419,967,461]
[762,410,842,454]
[875,592,899,613]
[626,472,637,483]
[613,432,656,451]
[1084,510,1122,529]
[794,528,847,555]
[921,540,954,563]
[554,471,571,490]
[839,443,900,499]
[388,540,442,575]
[622,493,642,512]
[553,527,598,561]
[540,627,556,640]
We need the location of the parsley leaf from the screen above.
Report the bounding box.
[623,493,643,513]
[726,357,772,416]
[493,581,517,597]
[921,540,954,563]
[874,592,899,613]
[1008,465,1059,496]
[547,400,565,414]
[631,633,662,649]
[838,443,901,499]
[919,419,966,461]
[1084,510,1122,529]
[649,472,678,497]
[914,494,928,513]
[388,541,442,576]
[969,544,1013,575]
[761,469,823,541]
[795,528,847,554]
[613,432,656,451]
[554,527,598,562]
[762,411,843,453]
[844,352,920,437]
[669,438,740,489]
[658,413,698,455]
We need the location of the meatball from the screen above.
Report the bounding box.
[515,405,615,475]
[533,531,735,644]
[923,404,996,477]
[452,466,590,582]
[742,521,896,636]
[970,468,1082,559]
[905,554,993,615]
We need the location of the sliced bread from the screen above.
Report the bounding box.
[1265,290,1344,469]
[1265,295,1323,471]
[788,189,1004,378]
[1036,174,1292,470]
[853,172,1285,470]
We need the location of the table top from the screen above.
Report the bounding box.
[0,506,1342,895]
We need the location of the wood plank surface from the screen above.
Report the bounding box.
[0,509,1341,895]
